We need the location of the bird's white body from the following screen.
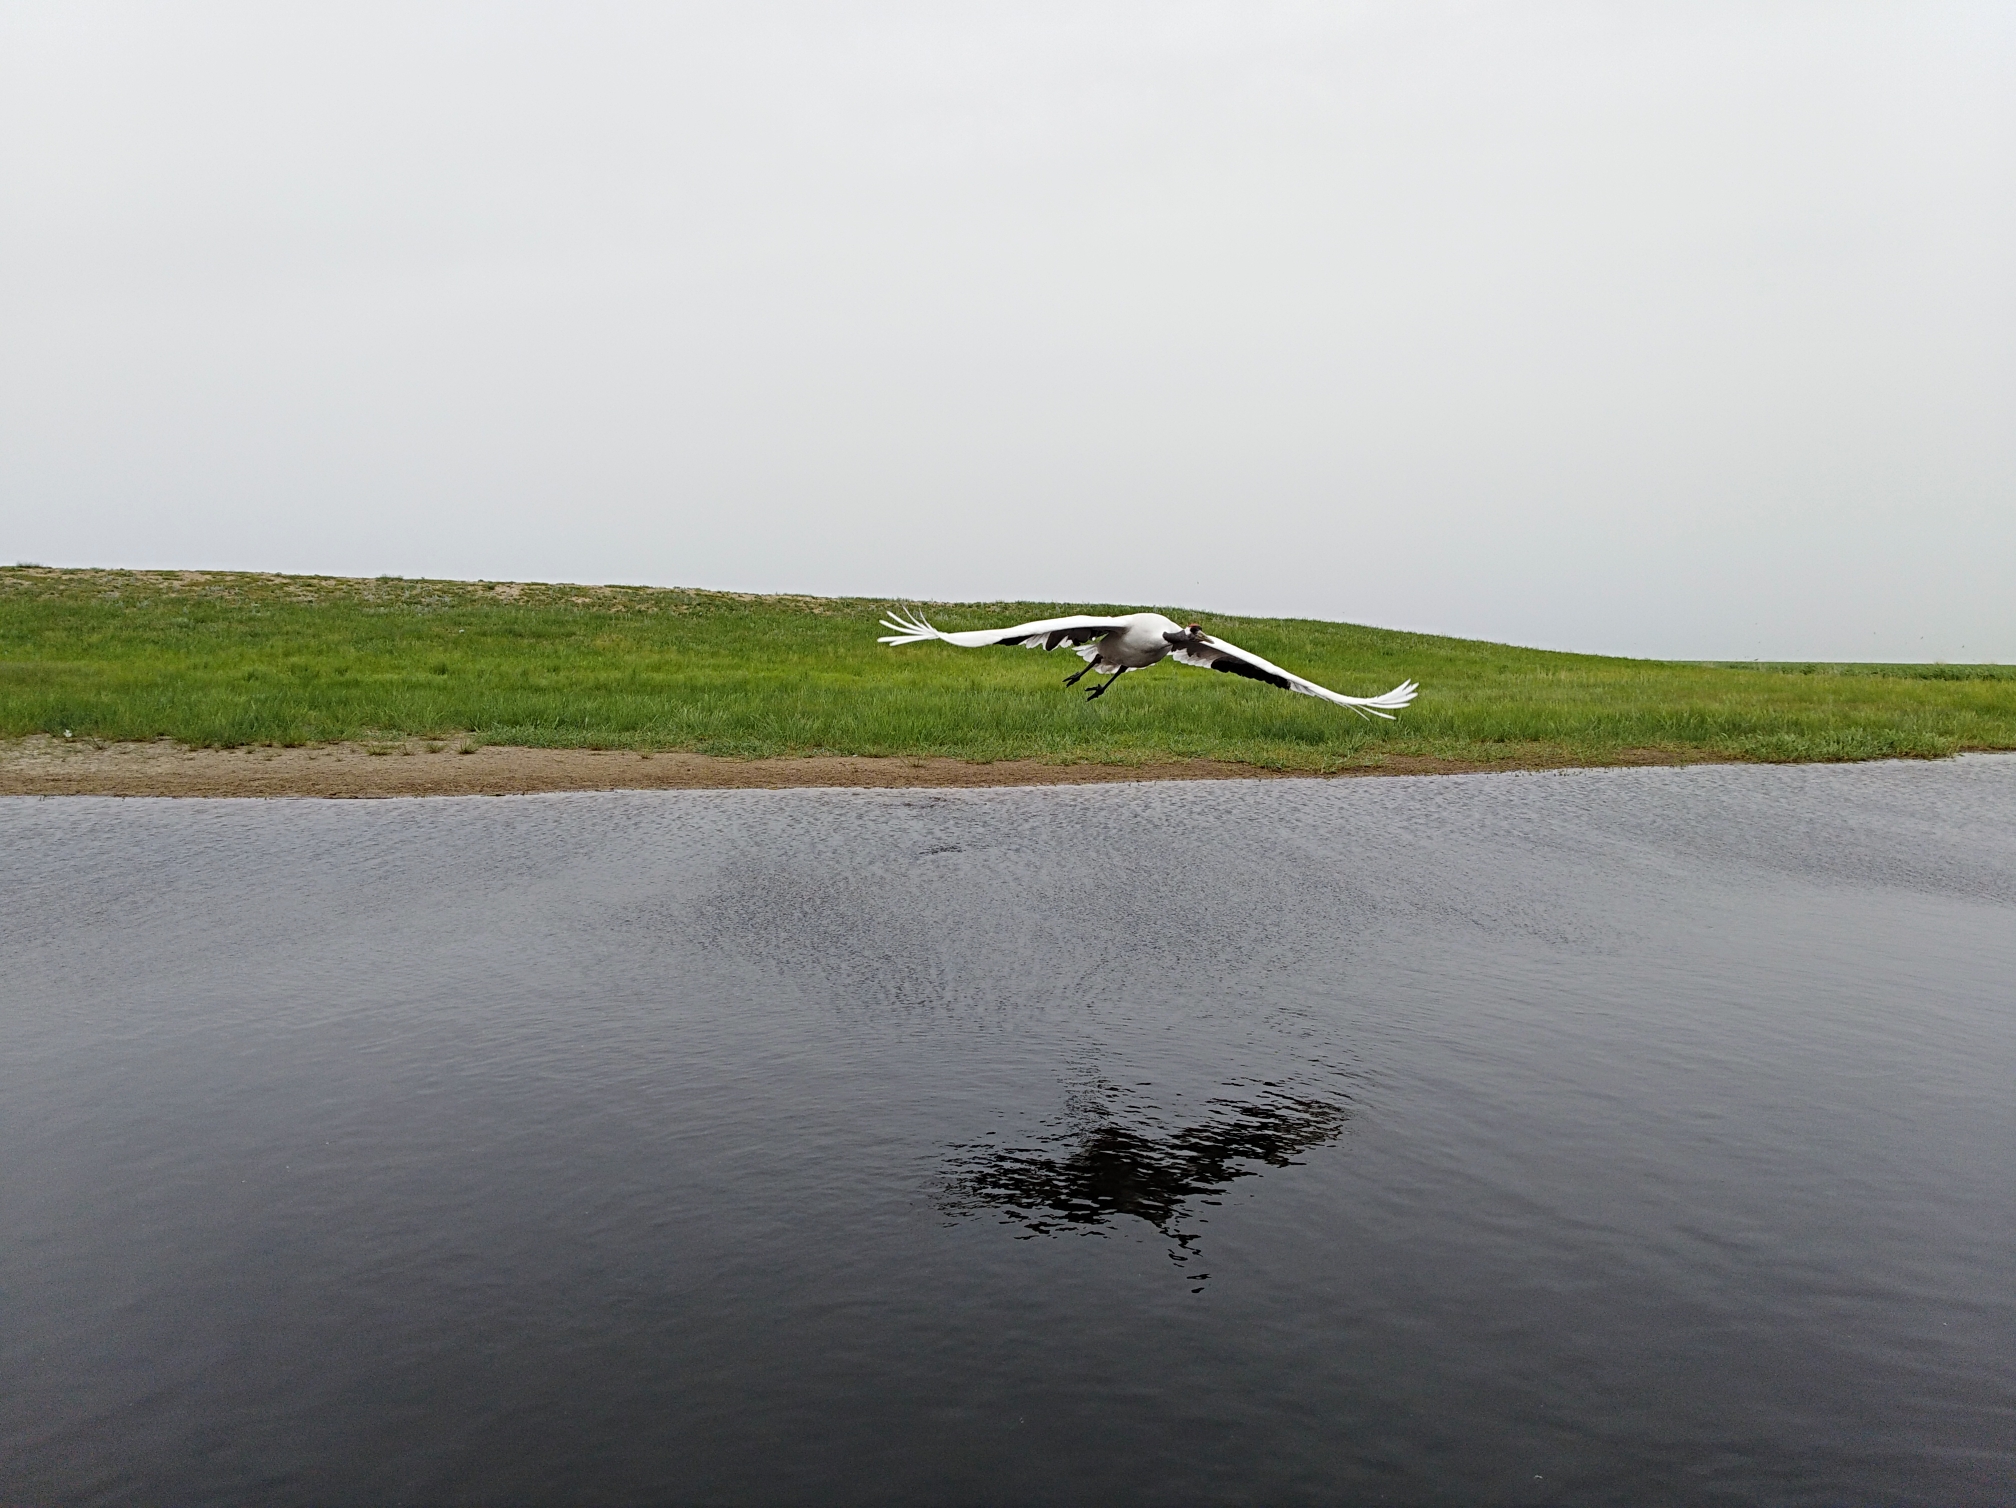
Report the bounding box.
[878,608,1419,717]
[1067,613,1187,669]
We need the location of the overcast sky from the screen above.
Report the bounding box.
[2,2,2010,659]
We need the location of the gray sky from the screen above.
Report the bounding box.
[3,2,2011,660]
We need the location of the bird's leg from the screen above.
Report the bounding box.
[1084,666,1127,702]
[1063,658,1098,687]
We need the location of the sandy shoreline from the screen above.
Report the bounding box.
[0,734,1734,797]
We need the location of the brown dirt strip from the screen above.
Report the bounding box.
[0,736,1733,798]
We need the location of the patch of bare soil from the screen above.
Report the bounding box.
[0,736,1720,798]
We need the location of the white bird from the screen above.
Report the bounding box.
[878,608,1419,718]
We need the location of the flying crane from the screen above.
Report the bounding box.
[878,608,1418,717]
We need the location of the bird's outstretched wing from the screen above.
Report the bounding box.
[878,608,1129,650]
[1168,633,1419,720]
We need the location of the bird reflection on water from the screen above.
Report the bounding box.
[943,1082,1352,1290]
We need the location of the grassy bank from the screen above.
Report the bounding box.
[3,567,2012,772]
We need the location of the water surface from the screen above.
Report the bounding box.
[5,759,2014,1504]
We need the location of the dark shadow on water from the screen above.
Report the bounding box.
[942,1083,1352,1289]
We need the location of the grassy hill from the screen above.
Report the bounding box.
[3,567,2012,772]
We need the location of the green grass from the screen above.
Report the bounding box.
[4,567,2013,772]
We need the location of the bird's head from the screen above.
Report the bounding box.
[1164,623,1208,648]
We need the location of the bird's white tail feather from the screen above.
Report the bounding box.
[1357,679,1419,710]
[877,608,942,646]
[1325,679,1419,719]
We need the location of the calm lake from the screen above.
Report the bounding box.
[4,759,2014,1505]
